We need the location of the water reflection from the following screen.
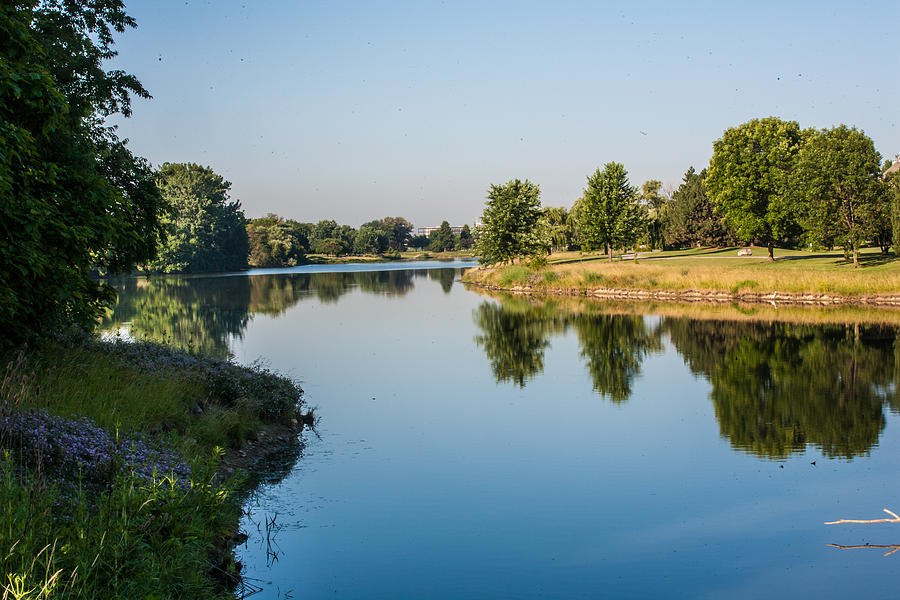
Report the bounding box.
[473,298,567,387]
[575,312,662,402]
[664,319,896,459]
[102,276,252,358]
[473,294,900,459]
[102,268,465,357]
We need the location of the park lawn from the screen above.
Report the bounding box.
[464,247,900,297]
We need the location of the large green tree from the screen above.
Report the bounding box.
[151,163,248,273]
[247,214,310,267]
[887,168,900,256]
[429,221,456,252]
[477,179,545,265]
[0,1,165,341]
[793,126,886,267]
[381,216,413,251]
[577,163,642,261]
[705,117,803,260]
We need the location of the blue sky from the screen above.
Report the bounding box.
[109,0,897,228]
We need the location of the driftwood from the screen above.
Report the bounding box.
[826,544,900,557]
[824,508,900,525]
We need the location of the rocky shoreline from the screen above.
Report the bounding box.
[464,282,900,308]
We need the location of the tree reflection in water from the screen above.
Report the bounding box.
[472,294,900,460]
[664,319,896,459]
[472,297,661,399]
[103,268,461,358]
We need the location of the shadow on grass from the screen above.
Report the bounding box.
[858,253,898,268]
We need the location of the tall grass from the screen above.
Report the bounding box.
[0,335,305,598]
[465,251,900,296]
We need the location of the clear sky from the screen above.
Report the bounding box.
[108,0,897,228]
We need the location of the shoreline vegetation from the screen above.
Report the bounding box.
[1,334,312,598]
[462,247,900,309]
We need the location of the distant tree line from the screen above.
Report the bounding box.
[478,117,899,267]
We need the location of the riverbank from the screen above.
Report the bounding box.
[0,334,310,598]
[304,250,477,264]
[462,247,900,308]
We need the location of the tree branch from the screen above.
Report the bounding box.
[825,508,900,525]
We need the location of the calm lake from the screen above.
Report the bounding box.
[104,262,900,599]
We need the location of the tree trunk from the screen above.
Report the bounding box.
[767,243,774,262]
[853,246,859,268]
[633,244,638,263]
[607,242,612,262]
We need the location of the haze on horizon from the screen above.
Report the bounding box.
[108,0,897,229]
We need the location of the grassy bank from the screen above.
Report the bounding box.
[463,247,900,299]
[0,335,306,598]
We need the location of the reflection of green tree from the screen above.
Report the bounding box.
[102,276,251,359]
[664,319,896,459]
[473,298,567,387]
[473,297,660,397]
[355,270,415,296]
[248,275,309,316]
[574,313,662,402]
[428,269,456,294]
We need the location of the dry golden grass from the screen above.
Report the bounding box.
[464,248,900,297]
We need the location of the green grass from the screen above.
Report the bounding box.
[496,265,534,287]
[0,335,305,598]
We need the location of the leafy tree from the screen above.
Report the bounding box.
[887,170,900,256]
[408,234,429,250]
[540,207,575,252]
[247,214,309,267]
[0,1,165,341]
[151,163,248,273]
[457,224,475,250]
[793,126,886,266]
[316,237,347,256]
[639,180,666,211]
[577,163,641,260]
[664,167,730,248]
[381,216,413,251]
[477,179,544,265]
[312,220,339,246]
[429,221,456,252]
[353,226,384,255]
[705,117,803,260]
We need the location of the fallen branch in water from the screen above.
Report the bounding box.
[826,543,900,557]
[825,509,900,525]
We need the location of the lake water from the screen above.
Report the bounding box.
[104,262,900,599]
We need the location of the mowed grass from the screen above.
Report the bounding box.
[464,247,900,296]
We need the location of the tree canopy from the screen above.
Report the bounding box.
[705,117,803,260]
[577,163,643,260]
[664,167,731,248]
[247,214,310,267]
[150,163,248,273]
[793,126,886,266]
[428,221,456,252]
[477,179,545,265]
[0,1,164,341]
